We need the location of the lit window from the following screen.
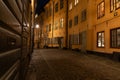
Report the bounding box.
[60,18,64,28]
[111,28,120,48]
[75,0,79,5]
[69,2,72,10]
[97,32,105,48]
[97,1,105,19]
[55,21,58,30]
[110,0,120,12]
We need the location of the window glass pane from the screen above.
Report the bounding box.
[111,30,117,47]
[117,29,120,47]
[69,20,72,28]
[69,3,72,10]
[110,0,114,11]
[116,0,120,8]
[60,0,64,9]
[60,18,64,28]
[101,33,104,47]
[97,32,104,47]
[97,1,105,18]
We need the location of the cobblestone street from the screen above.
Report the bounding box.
[26,49,120,80]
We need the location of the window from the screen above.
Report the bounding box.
[75,0,79,5]
[110,0,120,12]
[81,9,87,21]
[55,21,58,30]
[60,18,64,28]
[55,3,58,12]
[74,15,78,25]
[69,19,72,28]
[60,0,64,9]
[97,32,105,48]
[97,1,105,19]
[49,24,51,32]
[69,2,72,10]
[53,37,58,44]
[110,28,120,48]
[46,25,49,32]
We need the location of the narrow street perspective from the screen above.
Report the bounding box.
[26,49,120,80]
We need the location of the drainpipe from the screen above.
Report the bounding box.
[31,0,35,51]
[65,0,68,48]
[52,0,54,47]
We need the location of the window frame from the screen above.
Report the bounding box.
[110,27,120,48]
[60,18,64,28]
[81,9,87,22]
[74,15,78,25]
[55,2,58,12]
[97,31,105,48]
[97,1,105,19]
[110,0,120,12]
[60,0,64,9]
[75,0,79,6]
[69,2,73,10]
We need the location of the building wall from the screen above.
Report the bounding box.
[37,0,120,54]
[38,0,68,48]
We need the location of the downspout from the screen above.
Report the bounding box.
[52,0,54,47]
[65,0,68,48]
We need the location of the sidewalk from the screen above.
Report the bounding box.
[25,49,120,80]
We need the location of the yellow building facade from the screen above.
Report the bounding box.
[37,0,120,55]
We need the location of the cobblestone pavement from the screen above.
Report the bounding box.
[26,49,120,80]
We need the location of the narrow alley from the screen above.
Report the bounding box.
[26,49,120,80]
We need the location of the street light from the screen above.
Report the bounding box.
[35,24,39,28]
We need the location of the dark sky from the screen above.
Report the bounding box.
[35,0,50,15]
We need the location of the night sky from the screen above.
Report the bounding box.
[35,0,50,15]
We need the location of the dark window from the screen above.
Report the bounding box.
[60,0,64,9]
[74,15,78,25]
[81,9,87,21]
[49,24,51,32]
[69,19,72,28]
[55,3,58,12]
[110,0,120,12]
[79,33,82,45]
[97,1,105,19]
[97,31,105,48]
[110,28,120,48]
